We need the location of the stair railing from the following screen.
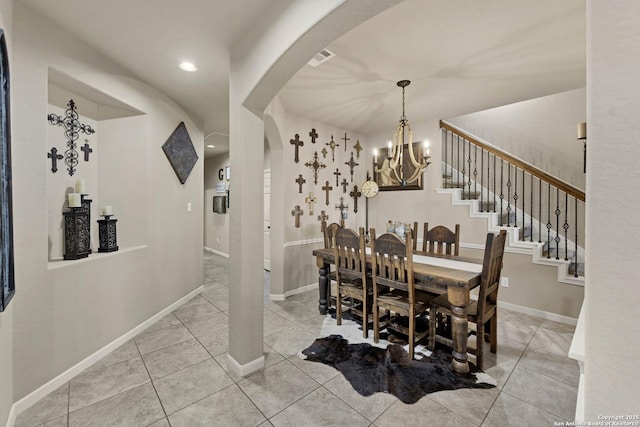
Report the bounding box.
[440,120,585,277]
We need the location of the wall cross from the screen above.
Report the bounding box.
[47,147,63,173]
[350,185,362,213]
[305,192,317,215]
[295,174,306,193]
[321,147,328,159]
[353,139,363,158]
[291,205,304,228]
[322,181,333,206]
[47,99,95,176]
[341,132,350,152]
[309,128,318,144]
[290,134,304,163]
[345,151,359,182]
[335,196,349,227]
[304,151,326,185]
[81,141,93,161]
[341,178,349,193]
[333,168,341,186]
[317,210,329,233]
[325,135,339,162]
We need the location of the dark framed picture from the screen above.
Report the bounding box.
[213,196,227,214]
[373,143,424,191]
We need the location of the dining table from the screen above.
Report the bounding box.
[312,247,483,376]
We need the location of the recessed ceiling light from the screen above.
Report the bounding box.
[207,145,215,148]
[179,62,198,72]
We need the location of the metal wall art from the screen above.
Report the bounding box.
[162,122,198,184]
[305,151,326,185]
[290,133,304,163]
[47,99,95,176]
[295,174,306,193]
[309,128,318,144]
[291,205,304,228]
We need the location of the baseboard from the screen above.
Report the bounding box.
[9,285,204,422]
[204,246,229,258]
[497,300,577,325]
[226,353,265,377]
[283,238,324,248]
[270,283,317,301]
[5,403,16,427]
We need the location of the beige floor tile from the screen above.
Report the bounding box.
[135,323,194,355]
[196,329,229,356]
[214,344,285,382]
[91,339,140,371]
[182,311,228,338]
[288,354,340,385]
[527,319,575,357]
[237,360,319,418]
[263,311,295,337]
[428,387,500,425]
[481,393,565,427]
[14,384,69,427]
[374,398,477,427]
[69,357,150,412]
[481,337,527,389]
[153,358,234,414]
[142,313,183,335]
[263,325,318,357]
[168,384,265,427]
[41,415,68,427]
[142,338,211,379]
[68,383,164,427]
[270,387,369,427]
[173,300,221,323]
[518,347,580,387]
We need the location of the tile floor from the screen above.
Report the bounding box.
[15,250,579,426]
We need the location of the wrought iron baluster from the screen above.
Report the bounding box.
[555,188,561,260]
[546,182,552,258]
[443,128,448,181]
[563,192,569,261]
[457,135,461,189]
[539,178,543,243]
[473,144,477,199]
[451,132,455,187]
[493,155,497,213]
[467,139,472,198]
[574,198,579,277]
[513,166,519,230]
[506,163,512,227]
[462,137,466,198]
[480,148,484,212]
[530,172,534,242]
[499,159,504,226]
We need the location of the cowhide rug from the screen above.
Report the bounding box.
[300,315,496,404]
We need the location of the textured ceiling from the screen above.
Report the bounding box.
[23,0,586,157]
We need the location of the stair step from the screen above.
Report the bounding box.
[568,262,585,276]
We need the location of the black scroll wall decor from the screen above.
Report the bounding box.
[47,99,95,176]
[1,28,15,312]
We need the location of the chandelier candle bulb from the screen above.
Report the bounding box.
[373,149,378,163]
[68,193,81,208]
[101,206,113,216]
[387,141,393,158]
[75,179,85,194]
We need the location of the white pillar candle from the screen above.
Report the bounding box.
[373,148,378,163]
[577,122,587,140]
[101,206,113,216]
[68,193,81,208]
[75,179,86,194]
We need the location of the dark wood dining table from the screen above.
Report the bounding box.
[312,247,483,376]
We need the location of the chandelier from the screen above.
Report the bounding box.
[387,80,430,186]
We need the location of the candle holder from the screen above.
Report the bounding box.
[98,215,119,253]
[63,207,90,260]
[80,194,92,254]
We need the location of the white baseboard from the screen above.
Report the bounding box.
[498,300,577,325]
[226,353,265,377]
[204,246,229,258]
[8,285,204,424]
[270,283,317,301]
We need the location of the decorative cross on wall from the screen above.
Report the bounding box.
[47,147,64,173]
[353,139,363,158]
[295,174,306,193]
[321,147,328,159]
[322,180,333,206]
[325,135,339,162]
[47,99,95,176]
[345,152,359,182]
[81,141,93,161]
[291,205,304,228]
[341,178,349,193]
[304,151,326,185]
[350,185,362,213]
[317,210,329,233]
[305,192,317,216]
[333,168,341,186]
[290,134,304,163]
[309,128,318,144]
[341,132,350,152]
[335,196,349,227]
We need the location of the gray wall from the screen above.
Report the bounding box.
[0,1,14,425]
[10,2,204,402]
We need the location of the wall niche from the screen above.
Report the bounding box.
[47,68,147,263]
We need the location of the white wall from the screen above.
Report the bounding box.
[448,88,586,190]
[585,0,640,417]
[0,1,13,425]
[11,2,203,402]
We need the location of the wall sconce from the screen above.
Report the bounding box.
[577,122,586,173]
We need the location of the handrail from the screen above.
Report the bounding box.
[440,120,585,202]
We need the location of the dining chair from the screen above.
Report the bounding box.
[324,222,343,249]
[419,223,461,256]
[370,228,434,359]
[428,230,507,369]
[334,227,371,338]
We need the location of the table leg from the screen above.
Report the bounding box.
[317,258,330,315]
[448,285,470,376]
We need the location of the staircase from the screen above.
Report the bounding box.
[439,121,585,286]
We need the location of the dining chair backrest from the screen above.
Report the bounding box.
[476,230,507,317]
[334,227,367,283]
[421,223,460,256]
[324,222,343,249]
[370,228,416,304]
